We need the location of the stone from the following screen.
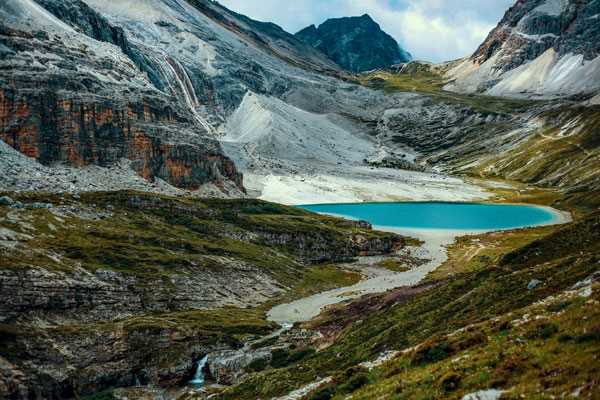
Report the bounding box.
[28,202,53,209]
[528,279,543,290]
[0,196,14,206]
[9,201,24,209]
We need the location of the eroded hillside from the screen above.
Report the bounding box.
[0,191,402,398]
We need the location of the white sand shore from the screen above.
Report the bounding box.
[267,204,571,325]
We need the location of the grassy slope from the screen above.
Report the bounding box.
[469,106,600,210]
[347,280,600,400]
[0,191,395,285]
[218,212,600,399]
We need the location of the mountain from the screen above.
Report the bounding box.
[1,0,474,206]
[0,0,348,197]
[446,0,600,98]
[1,0,600,399]
[296,14,412,72]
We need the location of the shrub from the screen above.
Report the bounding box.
[339,372,370,393]
[246,357,268,372]
[288,348,316,363]
[546,300,571,313]
[525,322,559,340]
[575,325,600,343]
[308,386,336,400]
[270,348,290,368]
[333,366,369,384]
[269,347,316,368]
[492,353,531,386]
[411,339,454,365]
[456,331,488,351]
[439,372,462,392]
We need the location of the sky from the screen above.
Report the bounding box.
[217,0,515,62]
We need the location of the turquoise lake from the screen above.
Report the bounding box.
[300,202,560,230]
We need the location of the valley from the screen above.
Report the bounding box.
[0,0,599,399]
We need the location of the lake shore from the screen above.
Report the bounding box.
[268,203,572,325]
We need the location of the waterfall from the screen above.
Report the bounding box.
[163,56,214,134]
[188,355,209,387]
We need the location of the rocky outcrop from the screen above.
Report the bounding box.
[2,321,235,399]
[296,14,411,72]
[0,87,242,191]
[185,0,341,75]
[0,260,283,325]
[446,0,600,98]
[256,229,402,264]
[376,94,515,158]
[472,0,600,69]
[0,357,28,399]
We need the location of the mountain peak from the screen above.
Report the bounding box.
[446,0,600,98]
[296,15,411,72]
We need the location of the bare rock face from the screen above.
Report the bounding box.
[473,0,600,69]
[0,0,244,193]
[0,86,242,191]
[446,0,600,98]
[0,357,28,399]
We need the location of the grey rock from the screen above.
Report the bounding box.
[0,196,14,206]
[28,202,53,209]
[473,0,600,70]
[9,201,24,209]
[528,279,543,290]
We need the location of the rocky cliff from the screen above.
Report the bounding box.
[446,0,600,98]
[0,0,248,195]
[296,14,411,72]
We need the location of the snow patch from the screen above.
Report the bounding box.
[515,32,558,42]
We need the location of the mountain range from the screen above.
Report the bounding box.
[0,0,599,399]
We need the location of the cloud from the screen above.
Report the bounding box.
[217,0,515,62]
